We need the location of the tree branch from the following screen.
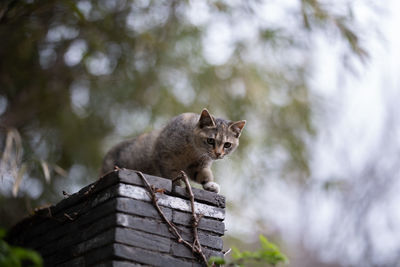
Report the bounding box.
[178,170,207,263]
[136,171,208,266]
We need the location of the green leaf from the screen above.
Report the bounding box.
[231,246,243,259]
[258,234,289,265]
[0,229,5,239]
[10,247,43,267]
[228,235,288,266]
[259,235,280,253]
[0,229,43,267]
[208,256,226,266]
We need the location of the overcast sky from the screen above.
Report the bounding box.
[221,1,400,266]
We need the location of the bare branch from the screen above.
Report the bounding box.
[136,171,208,266]
[179,171,207,263]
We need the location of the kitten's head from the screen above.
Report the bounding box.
[194,109,246,160]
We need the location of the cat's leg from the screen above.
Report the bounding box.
[172,175,183,187]
[156,160,183,187]
[164,168,182,187]
[203,181,220,193]
[196,168,220,193]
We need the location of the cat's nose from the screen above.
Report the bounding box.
[215,151,223,158]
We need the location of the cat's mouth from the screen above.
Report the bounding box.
[210,153,224,160]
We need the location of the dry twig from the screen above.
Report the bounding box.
[63,212,75,221]
[136,171,208,266]
[178,171,206,262]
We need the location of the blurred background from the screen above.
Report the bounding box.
[1,0,399,266]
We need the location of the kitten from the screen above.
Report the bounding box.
[101,109,246,193]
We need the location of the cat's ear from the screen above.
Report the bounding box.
[229,120,246,137]
[198,108,216,128]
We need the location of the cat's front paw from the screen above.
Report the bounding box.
[203,181,220,194]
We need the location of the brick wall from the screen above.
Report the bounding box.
[7,169,225,267]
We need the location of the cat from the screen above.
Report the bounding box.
[100,109,246,193]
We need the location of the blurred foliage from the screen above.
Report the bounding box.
[208,235,288,266]
[0,0,364,229]
[0,228,43,267]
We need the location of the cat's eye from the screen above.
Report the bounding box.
[224,142,232,149]
[207,138,215,145]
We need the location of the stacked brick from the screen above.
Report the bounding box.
[7,169,225,267]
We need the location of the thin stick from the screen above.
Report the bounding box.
[136,171,208,266]
[179,171,207,264]
[63,213,75,221]
[136,173,196,252]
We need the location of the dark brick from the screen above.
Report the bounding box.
[8,216,59,248]
[115,213,170,237]
[36,197,173,255]
[116,197,172,221]
[172,185,226,208]
[113,243,203,267]
[8,174,225,267]
[52,172,119,214]
[84,243,115,266]
[6,214,48,245]
[31,176,118,230]
[38,212,117,256]
[30,197,173,253]
[117,169,225,208]
[57,257,85,267]
[43,226,173,265]
[118,169,172,192]
[115,227,170,253]
[27,198,118,249]
[177,226,223,250]
[115,211,223,251]
[44,228,115,266]
[172,210,225,235]
[75,228,115,254]
[18,186,119,246]
[94,261,148,267]
[197,231,223,250]
[171,242,224,260]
